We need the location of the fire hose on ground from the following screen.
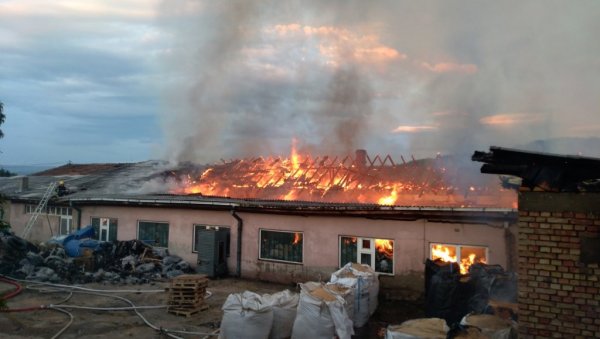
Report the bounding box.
[0,275,218,338]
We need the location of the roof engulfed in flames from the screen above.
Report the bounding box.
[169,145,516,207]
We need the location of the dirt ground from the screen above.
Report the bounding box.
[0,277,424,339]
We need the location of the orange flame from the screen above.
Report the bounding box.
[172,139,517,208]
[375,239,393,258]
[431,244,487,274]
[292,232,302,245]
[431,244,457,263]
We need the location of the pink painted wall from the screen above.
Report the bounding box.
[8,203,62,241]
[7,201,511,294]
[79,206,240,271]
[236,213,508,285]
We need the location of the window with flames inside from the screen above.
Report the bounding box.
[340,236,394,274]
[430,243,488,274]
[259,230,303,264]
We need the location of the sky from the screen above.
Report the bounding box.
[1,0,599,166]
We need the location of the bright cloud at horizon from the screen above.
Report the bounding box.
[479,113,544,126]
[392,125,438,133]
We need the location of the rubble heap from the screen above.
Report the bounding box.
[0,229,194,284]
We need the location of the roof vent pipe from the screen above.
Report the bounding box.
[19,176,29,192]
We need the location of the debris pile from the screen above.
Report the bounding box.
[0,228,194,284]
[425,259,517,325]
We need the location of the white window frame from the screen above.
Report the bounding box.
[339,235,395,275]
[258,229,304,264]
[192,224,230,254]
[90,216,118,242]
[59,216,72,236]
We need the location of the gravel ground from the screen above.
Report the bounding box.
[0,277,423,339]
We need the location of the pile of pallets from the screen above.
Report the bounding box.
[166,274,209,317]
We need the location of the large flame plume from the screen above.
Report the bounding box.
[169,140,516,207]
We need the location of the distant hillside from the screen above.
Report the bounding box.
[0,165,54,175]
[515,137,600,158]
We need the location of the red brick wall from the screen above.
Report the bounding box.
[518,192,600,338]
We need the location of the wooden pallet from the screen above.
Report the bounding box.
[171,274,208,284]
[166,275,209,317]
[167,304,209,317]
[166,286,207,292]
[170,281,208,289]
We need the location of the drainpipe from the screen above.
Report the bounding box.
[231,209,243,278]
[69,201,82,230]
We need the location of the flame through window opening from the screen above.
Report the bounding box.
[430,243,488,274]
[340,236,394,274]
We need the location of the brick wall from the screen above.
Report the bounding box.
[518,192,600,338]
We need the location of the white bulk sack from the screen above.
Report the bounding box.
[291,282,354,339]
[263,290,299,339]
[330,262,379,327]
[219,291,273,339]
[325,283,354,323]
[385,318,449,339]
[460,314,516,339]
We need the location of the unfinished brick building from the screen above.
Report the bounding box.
[474,146,600,338]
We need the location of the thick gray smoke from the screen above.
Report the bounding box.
[157,0,600,164]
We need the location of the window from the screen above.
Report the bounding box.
[193,225,230,256]
[91,217,118,242]
[25,205,72,216]
[138,221,169,248]
[340,236,394,274]
[25,204,36,214]
[259,229,303,264]
[59,216,72,236]
[430,243,488,274]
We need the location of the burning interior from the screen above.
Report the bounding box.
[430,243,488,275]
[340,236,394,274]
[169,144,516,208]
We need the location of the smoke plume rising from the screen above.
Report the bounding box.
[157,0,600,164]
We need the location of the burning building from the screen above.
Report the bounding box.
[0,149,517,298]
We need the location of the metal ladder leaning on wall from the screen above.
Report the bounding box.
[21,181,57,239]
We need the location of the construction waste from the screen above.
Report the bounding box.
[330,262,380,328]
[263,290,300,339]
[460,314,517,339]
[291,282,354,339]
[385,318,449,339]
[219,289,301,339]
[0,228,193,284]
[425,259,517,325]
[385,315,515,339]
[219,278,372,339]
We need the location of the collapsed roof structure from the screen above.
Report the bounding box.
[0,153,517,300]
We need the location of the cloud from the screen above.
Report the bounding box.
[420,62,478,74]
[264,24,406,67]
[0,0,159,19]
[480,113,543,126]
[392,125,438,133]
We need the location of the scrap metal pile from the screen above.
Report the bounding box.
[0,228,193,284]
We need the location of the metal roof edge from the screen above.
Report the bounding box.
[65,196,516,215]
